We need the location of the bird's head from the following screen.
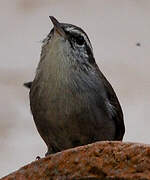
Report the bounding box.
[41,16,95,70]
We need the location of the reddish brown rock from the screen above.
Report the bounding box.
[2,141,150,180]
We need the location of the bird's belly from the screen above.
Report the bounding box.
[30,84,116,153]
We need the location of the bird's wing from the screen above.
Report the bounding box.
[95,65,125,140]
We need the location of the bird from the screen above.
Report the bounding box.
[26,16,125,156]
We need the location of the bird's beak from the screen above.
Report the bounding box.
[49,16,66,39]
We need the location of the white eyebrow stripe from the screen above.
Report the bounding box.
[65,27,93,51]
[65,26,74,31]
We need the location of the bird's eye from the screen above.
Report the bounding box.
[75,35,85,46]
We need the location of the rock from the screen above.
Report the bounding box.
[2,141,150,180]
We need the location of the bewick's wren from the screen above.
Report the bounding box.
[26,16,125,156]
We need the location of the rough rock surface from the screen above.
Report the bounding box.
[2,141,150,180]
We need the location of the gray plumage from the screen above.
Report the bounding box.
[29,17,125,155]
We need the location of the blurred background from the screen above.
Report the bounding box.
[0,0,150,177]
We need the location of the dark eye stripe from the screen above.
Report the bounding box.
[66,31,90,50]
[70,33,85,46]
[64,28,92,49]
[75,35,85,45]
[70,28,92,50]
[63,25,95,64]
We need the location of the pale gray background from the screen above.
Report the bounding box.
[0,0,150,177]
